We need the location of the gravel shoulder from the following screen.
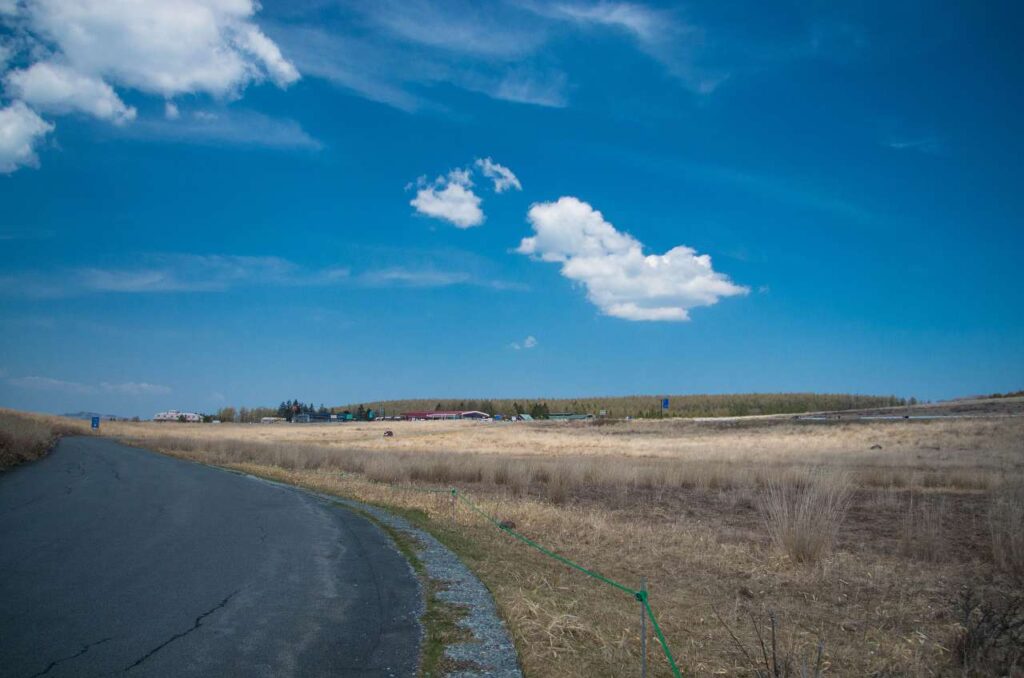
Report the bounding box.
[245,475,523,678]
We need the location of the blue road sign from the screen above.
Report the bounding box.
[662,398,670,410]
[91,416,100,430]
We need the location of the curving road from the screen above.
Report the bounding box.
[0,436,421,677]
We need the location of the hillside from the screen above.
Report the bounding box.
[334,392,909,419]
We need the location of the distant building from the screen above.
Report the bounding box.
[153,410,202,423]
[401,410,491,421]
[548,413,594,421]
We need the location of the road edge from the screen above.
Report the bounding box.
[238,472,523,678]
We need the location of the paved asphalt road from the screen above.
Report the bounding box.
[0,436,422,677]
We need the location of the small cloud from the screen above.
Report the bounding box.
[887,137,944,156]
[360,267,472,287]
[492,69,568,108]
[475,157,522,193]
[125,109,321,150]
[409,168,484,228]
[7,375,170,395]
[510,335,538,350]
[0,254,351,298]
[99,381,172,395]
[0,101,54,174]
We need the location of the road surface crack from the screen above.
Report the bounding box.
[26,637,112,678]
[122,590,239,673]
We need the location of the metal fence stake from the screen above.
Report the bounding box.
[641,577,648,678]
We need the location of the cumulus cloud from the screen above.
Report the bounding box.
[0,100,54,173]
[476,157,522,193]
[518,197,747,321]
[7,375,170,395]
[511,335,538,350]
[409,158,521,227]
[0,0,298,172]
[5,61,136,124]
[410,168,484,228]
[20,0,298,98]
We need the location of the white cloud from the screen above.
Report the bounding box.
[410,168,484,228]
[0,254,350,298]
[99,381,171,395]
[0,101,54,173]
[0,0,298,172]
[360,268,472,287]
[518,196,747,321]
[265,8,567,112]
[22,0,298,98]
[5,61,136,124]
[475,157,522,193]
[7,375,170,395]
[530,2,725,94]
[491,69,568,108]
[7,376,95,394]
[887,137,944,155]
[125,108,320,150]
[548,2,664,41]
[511,335,538,350]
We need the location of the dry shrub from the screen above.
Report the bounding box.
[715,608,826,678]
[760,468,852,564]
[951,587,1024,674]
[989,482,1024,580]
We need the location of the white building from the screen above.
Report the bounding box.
[153,410,202,423]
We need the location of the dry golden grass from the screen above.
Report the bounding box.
[0,408,89,470]
[5,408,1024,675]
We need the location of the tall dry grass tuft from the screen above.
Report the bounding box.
[0,409,88,471]
[989,482,1024,580]
[760,468,852,564]
[899,497,946,562]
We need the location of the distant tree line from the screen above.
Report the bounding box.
[213,399,330,423]
[208,393,914,424]
[333,393,910,420]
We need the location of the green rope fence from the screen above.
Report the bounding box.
[343,476,684,675]
[450,487,684,678]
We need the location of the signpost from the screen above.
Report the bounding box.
[91,416,100,431]
[661,398,669,417]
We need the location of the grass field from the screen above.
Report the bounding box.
[4,402,1023,675]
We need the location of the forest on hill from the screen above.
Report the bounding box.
[333,393,912,420]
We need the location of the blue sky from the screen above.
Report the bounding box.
[1,0,1022,416]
